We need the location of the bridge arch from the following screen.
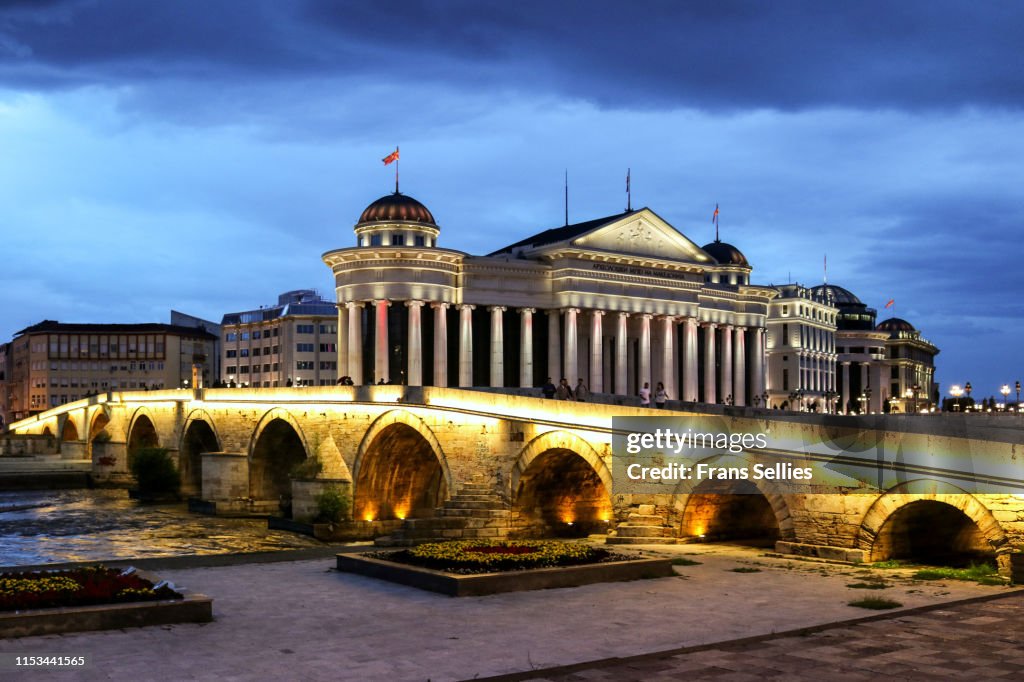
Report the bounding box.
[60,415,80,442]
[248,408,311,503]
[510,431,613,538]
[353,410,451,521]
[179,409,222,495]
[126,408,159,456]
[857,480,1007,567]
[672,453,795,544]
[88,407,112,442]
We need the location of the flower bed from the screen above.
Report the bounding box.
[0,566,183,612]
[376,539,615,574]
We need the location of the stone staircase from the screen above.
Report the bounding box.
[606,504,678,545]
[374,482,512,546]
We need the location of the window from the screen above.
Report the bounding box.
[226,366,237,374]
[392,233,405,246]
[319,325,336,334]
[226,350,237,358]
[319,343,336,353]
[272,345,280,355]
[296,324,314,334]
[296,343,315,353]
[240,332,250,341]
[240,349,249,357]
[414,235,426,247]
[782,305,788,316]
[239,366,250,374]
[782,369,789,391]
[781,324,788,346]
[370,234,382,246]
[319,361,337,370]
[253,330,262,340]
[263,364,271,373]
[252,347,261,356]
[296,361,314,370]
[272,328,279,337]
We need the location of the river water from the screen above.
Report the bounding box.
[0,489,323,567]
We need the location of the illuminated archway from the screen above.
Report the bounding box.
[249,418,308,502]
[858,482,1005,567]
[680,479,780,546]
[511,434,612,538]
[126,413,158,457]
[61,418,79,442]
[180,419,220,495]
[354,423,447,521]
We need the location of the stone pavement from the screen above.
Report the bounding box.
[503,592,1024,681]
[0,544,1019,681]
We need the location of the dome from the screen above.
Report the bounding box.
[876,317,916,333]
[810,284,862,306]
[701,240,749,267]
[357,192,436,226]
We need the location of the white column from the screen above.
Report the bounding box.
[841,362,850,414]
[563,308,579,384]
[489,306,506,387]
[751,328,764,404]
[519,308,535,388]
[684,317,698,402]
[733,326,746,406]
[432,303,448,387]
[547,310,561,382]
[615,312,628,395]
[589,310,604,393]
[346,302,363,385]
[337,305,348,379]
[458,304,475,387]
[406,300,423,386]
[638,314,652,393]
[871,363,884,413]
[720,324,733,404]
[658,316,675,400]
[373,299,391,383]
[703,323,717,404]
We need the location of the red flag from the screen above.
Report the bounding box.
[885,299,895,309]
[712,204,719,224]
[382,148,399,165]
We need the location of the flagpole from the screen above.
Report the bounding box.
[564,169,568,226]
[626,168,631,212]
[395,146,400,193]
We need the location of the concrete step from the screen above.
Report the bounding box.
[443,500,507,510]
[436,508,510,519]
[605,536,678,545]
[447,493,500,503]
[615,525,671,538]
[627,514,665,525]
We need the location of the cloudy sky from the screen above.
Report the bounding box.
[1,0,1021,399]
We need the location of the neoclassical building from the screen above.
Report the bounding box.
[322,192,775,404]
[765,284,839,411]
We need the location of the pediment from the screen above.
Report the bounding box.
[571,210,714,264]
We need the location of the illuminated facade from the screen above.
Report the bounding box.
[220,290,339,388]
[1,320,217,423]
[765,284,839,411]
[323,192,775,403]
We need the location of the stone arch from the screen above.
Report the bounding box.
[249,409,311,503]
[88,407,112,441]
[352,410,451,521]
[60,416,80,442]
[126,408,160,457]
[510,431,613,538]
[672,452,796,543]
[41,425,53,438]
[857,480,1007,567]
[179,409,222,495]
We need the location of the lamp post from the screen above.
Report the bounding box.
[1001,384,1011,411]
[949,384,963,412]
[762,391,769,410]
[965,381,973,411]
[912,384,920,413]
[1016,380,1021,411]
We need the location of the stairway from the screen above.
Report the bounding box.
[606,504,678,545]
[374,483,512,546]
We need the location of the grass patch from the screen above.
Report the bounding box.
[869,559,906,569]
[911,562,998,583]
[671,558,702,566]
[729,567,762,573]
[848,597,902,610]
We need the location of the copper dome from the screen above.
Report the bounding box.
[876,317,916,333]
[357,192,436,226]
[702,240,749,267]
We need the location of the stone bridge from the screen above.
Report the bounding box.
[7,386,1024,573]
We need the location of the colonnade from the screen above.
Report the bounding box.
[336,301,766,404]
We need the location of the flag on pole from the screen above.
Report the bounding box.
[712,204,719,224]
[382,148,399,165]
[885,299,895,309]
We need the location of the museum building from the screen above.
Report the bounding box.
[322,191,777,405]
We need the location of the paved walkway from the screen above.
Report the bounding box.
[504,592,1024,681]
[0,544,1019,681]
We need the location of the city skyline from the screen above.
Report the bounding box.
[1,2,1021,399]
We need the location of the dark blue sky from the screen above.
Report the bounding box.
[1,1,1021,399]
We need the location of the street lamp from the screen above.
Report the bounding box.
[912,384,920,413]
[949,384,963,412]
[1001,384,1011,410]
[965,382,973,411]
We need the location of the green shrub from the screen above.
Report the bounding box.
[315,486,350,523]
[129,447,181,495]
[911,562,998,583]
